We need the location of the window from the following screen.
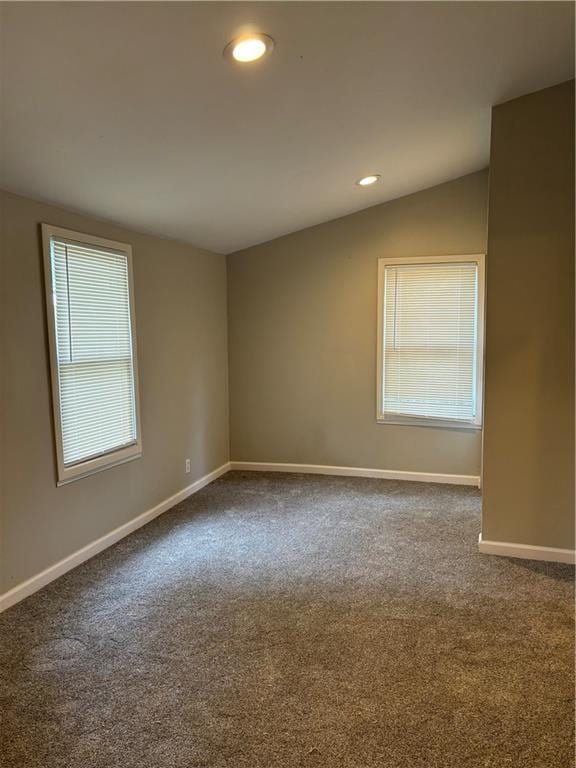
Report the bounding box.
[377,254,485,428]
[42,225,142,484]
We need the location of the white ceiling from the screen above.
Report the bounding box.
[1,2,574,254]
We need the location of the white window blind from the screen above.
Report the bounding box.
[378,257,484,427]
[43,225,141,483]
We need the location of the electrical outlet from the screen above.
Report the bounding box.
[185,458,191,474]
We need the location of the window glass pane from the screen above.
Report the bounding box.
[382,261,479,422]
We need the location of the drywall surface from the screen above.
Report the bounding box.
[228,171,488,475]
[0,191,229,592]
[482,81,575,550]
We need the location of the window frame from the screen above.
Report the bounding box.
[42,224,143,485]
[376,253,485,430]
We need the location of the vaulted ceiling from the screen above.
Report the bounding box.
[1,2,573,253]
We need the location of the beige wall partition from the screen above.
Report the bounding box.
[0,191,229,594]
[481,81,575,551]
[227,170,489,477]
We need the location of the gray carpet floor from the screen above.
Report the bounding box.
[0,471,574,767]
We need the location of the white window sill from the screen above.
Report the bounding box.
[376,415,482,431]
[56,445,142,486]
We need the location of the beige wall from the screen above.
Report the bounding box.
[0,191,229,593]
[482,81,575,550]
[228,171,488,475]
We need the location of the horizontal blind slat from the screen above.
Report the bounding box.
[382,261,478,422]
[50,237,138,466]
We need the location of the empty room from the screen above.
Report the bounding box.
[0,2,574,766]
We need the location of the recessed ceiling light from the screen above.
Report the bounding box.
[356,174,381,187]
[224,34,275,64]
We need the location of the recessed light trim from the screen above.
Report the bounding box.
[224,33,275,64]
[356,174,381,187]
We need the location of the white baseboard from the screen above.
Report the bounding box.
[478,534,575,564]
[230,461,480,487]
[0,462,231,613]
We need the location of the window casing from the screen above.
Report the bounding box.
[377,254,485,429]
[42,224,142,484]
